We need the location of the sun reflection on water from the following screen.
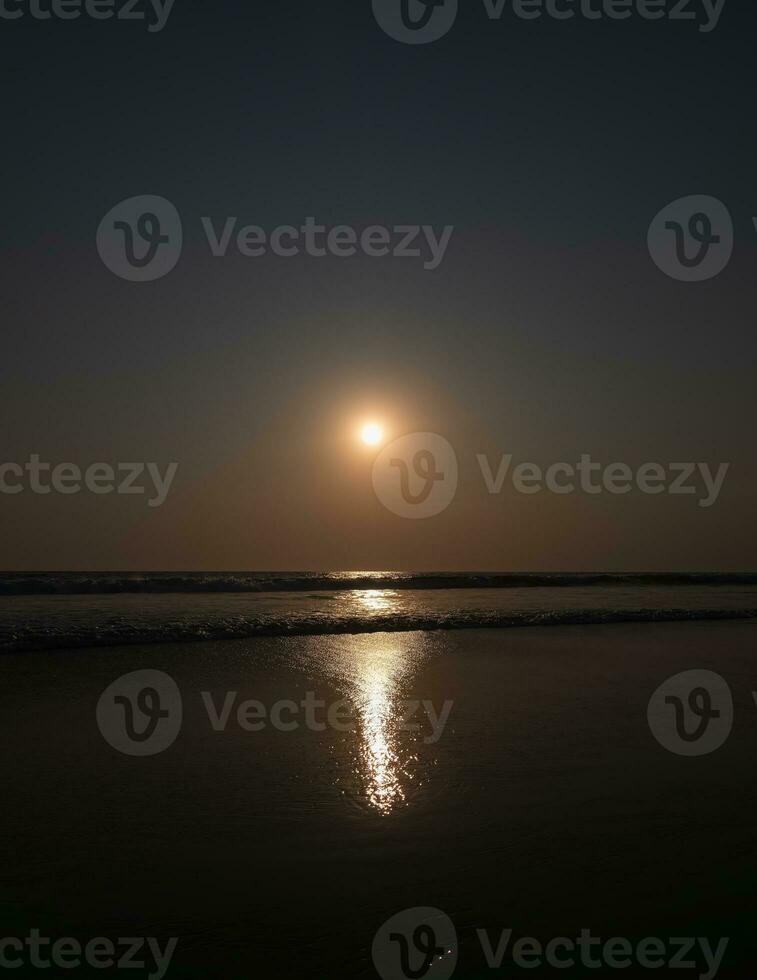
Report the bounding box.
[295,628,432,816]
[356,662,406,814]
[351,589,401,614]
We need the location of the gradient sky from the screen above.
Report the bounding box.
[1,1,755,570]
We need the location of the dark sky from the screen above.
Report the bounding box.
[1,0,755,570]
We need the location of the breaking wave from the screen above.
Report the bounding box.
[2,606,756,654]
[2,571,757,596]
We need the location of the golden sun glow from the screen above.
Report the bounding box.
[360,422,384,446]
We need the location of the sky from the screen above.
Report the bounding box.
[0,0,755,570]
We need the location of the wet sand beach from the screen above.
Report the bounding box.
[2,620,756,977]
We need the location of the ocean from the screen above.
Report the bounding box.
[2,576,756,977]
[1,570,756,652]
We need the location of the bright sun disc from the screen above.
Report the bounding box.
[361,423,383,446]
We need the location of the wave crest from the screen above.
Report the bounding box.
[2,571,757,596]
[2,607,756,654]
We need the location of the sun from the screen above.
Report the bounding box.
[360,422,384,446]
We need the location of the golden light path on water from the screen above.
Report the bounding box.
[353,589,397,614]
[351,591,407,814]
[356,656,404,813]
[298,591,430,815]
